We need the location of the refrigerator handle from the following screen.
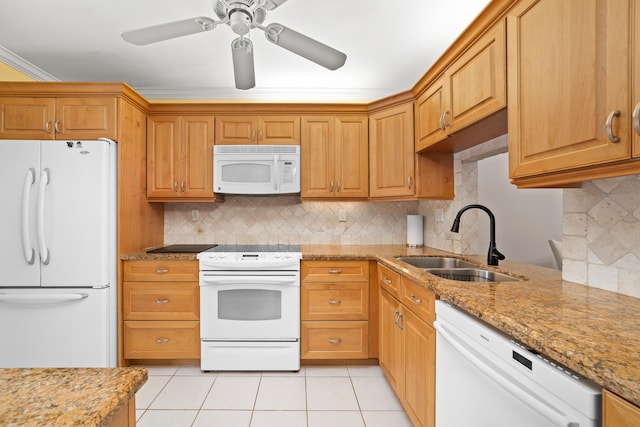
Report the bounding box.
[21,168,36,265]
[37,168,50,265]
[0,293,89,304]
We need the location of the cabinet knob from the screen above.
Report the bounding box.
[410,295,423,304]
[327,269,342,274]
[383,277,393,285]
[45,121,52,134]
[327,299,342,305]
[407,176,412,189]
[173,181,179,192]
[442,110,450,128]
[155,269,169,274]
[606,110,621,143]
[328,338,342,344]
[54,120,61,133]
[155,299,170,304]
[155,338,170,343]
[181,180,186,193]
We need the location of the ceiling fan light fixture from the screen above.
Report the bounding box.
[229,8,252,35]
[231,37,256,89]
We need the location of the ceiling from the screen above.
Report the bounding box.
[0,0,491,102]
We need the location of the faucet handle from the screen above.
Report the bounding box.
[492,248,506,261]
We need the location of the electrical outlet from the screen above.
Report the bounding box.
[435,208,444,223]
[338,208,347,222]
[191,209,200,222]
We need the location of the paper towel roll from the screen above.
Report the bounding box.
[407,215,424,247]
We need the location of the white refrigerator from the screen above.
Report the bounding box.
[0,138,117,368]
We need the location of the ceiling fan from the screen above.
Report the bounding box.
[121,0,347,90]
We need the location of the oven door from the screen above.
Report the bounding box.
[200,272,300,340]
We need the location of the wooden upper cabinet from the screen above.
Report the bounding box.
[633,1,640,159]
[215,115,299,145]
[147,115,214,200]
[301,115,368,199]
[416,21,506,152]
[0,96,116,140]
[508,0,631,182]
[369,102,415,198]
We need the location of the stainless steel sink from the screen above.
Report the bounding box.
[396,256,479,269]
[424,268,522,283]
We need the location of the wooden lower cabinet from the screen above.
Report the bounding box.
[300,260,369,360]
[379,269,435,427]
[122,260,200,361]
[603,389,640,427]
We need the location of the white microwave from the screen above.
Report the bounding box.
[213,145,300,195]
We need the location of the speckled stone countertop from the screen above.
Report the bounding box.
[122,244,640,407]
[0,367,147,426]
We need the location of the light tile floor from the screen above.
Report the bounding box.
[135,365,413,427]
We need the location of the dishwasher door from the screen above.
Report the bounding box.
[434,301,601,427]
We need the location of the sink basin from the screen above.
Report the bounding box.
[424,268,522,283]
[396,256,479,269]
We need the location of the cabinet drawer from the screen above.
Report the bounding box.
[123,260,198,282]
[123,321,199,359]
[301,283,368,321]
[401,276,435,324]
[301,321,368,359]
[301,260,369,283]
[123,282,199,321]
[378,263,401,298]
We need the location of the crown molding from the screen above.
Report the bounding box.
[0,45,59,82]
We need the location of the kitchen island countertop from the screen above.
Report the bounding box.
[0,367,147,426]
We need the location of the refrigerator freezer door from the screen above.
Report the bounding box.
[40,140,112,288]
[0,287,113,367]
[0,140,40,287]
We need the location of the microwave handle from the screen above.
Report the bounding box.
[274,154,279,192]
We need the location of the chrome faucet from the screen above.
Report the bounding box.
[450,204,505,266]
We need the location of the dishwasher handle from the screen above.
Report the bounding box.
[434,320,579,427]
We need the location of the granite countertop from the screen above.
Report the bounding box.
[122,244,640,407]
[0,367,147,426]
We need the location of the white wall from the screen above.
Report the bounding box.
[477,152,562,268]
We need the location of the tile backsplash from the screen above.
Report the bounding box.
[165,197,418,246]
[562,175,640,298]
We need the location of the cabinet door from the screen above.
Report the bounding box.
[507,0,630,179]
[301,116,335,197]
[415,77,447,151]
[0,97,55,139]
[215,116,258,144]
[182,116,214,198]
[369,103,415,198]
[403,309,436,427]
[603,390,640,427]
[445,21,506,135]
[147,116,181,198]
[379,289,404,397]
[258,115,300,145]
[335,115,369,198]
[301,282,369,321]
[55,97,117,140]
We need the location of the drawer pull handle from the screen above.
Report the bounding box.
[383,277,393,285]
[328,338,342,344]
[328,269,342,274]
[410,295,423,304]
[606,110,621,143]
[156,338,169,343]
[156,299,170,304]
[155,269,169,274]
[327,299,342,305]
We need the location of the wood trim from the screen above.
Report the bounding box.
[148,102,370,115]
[511,159,640,188]
[367,91,415,114]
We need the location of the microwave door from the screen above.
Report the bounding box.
[215,157,276,194]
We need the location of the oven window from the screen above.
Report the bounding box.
[221,162,271,183]
[218,289,282,321]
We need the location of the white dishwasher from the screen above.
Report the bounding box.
[434,301,601,427]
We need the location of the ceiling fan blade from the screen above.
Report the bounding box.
[264,23,346,70]
[260,0,288,10]
[231,38,256,90]
[121,17,216,45]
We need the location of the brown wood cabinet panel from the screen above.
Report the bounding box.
[301,116,334,197]
[301,282,369,321]
[123,320,200,359]
[0,97,55,139]
[301,260,369,283]
[147,116,181,198]
[123,282,199,321]
[369,103,415,198]
[55,97,117,140]
[603,389,640,427]
[334,116,369,198]
[400,276,436,324]
[258,116,300,145]
[379,288,404,396]
[301,321,368,359]
[215,116,257,144]
[123,260,199,282]
[633,1,640,158]
[377,263,401,299]
[216,115,299,145]
[415,78,447,152]
[508,0,631,180]
[182,116,214,198]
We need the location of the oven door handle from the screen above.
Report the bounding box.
[200,276,299,287]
